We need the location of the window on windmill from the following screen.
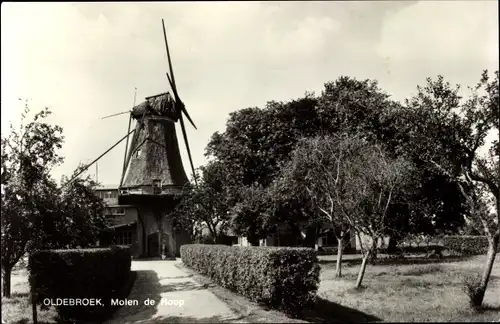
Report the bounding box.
[152,179,161,193]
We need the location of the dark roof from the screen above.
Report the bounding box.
[131,92,178,121]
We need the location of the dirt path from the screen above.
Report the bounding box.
[105,259,244,323]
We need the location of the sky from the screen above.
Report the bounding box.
[1,1,498,186]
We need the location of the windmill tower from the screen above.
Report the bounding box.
[64,19,197,258]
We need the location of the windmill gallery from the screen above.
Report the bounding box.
[65,19,198,258]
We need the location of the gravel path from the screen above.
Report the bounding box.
[105,259,244,323]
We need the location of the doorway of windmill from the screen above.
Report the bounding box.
[147,232,169,257]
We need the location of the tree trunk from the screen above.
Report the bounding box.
[335,236,344,278]
[355,236,375,289]
[355,251,370,289]
[473,235,499,306]
[370,245,378,265]
[2,265,12,298]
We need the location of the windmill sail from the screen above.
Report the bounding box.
[162,19,197,184]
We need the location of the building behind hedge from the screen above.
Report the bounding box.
[234,222,390,254]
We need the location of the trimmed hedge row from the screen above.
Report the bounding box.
[29,246,132,322]
[443,235,499,255]
[180,244,320,316]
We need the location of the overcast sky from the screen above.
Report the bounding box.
[1,1,498,186]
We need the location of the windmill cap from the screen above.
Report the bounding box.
[131,92,177,120]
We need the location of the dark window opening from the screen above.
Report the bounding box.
[114,231,132,246]
[152,179,161,194]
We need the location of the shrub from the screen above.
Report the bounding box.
[29,246,131,322]
[443,236,499,255]
[180,244,320,316]
[462,274,484,307]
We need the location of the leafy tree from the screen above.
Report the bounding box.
[288,134,413,286]
[230,184,273,246]
[268,165,320,249]
[320,77,468,241]
[206,96,320,188]
[205,97,321,243]
[317,77,393,139]
[404,70,499,306]
[320,77,469,242]
[1,105,63,297]
[349,144,413,288]
[1,105,107,298]
[55,167,106,248]
[278,134,356,277]
[172,161,232,244]
[171,183,202,242]
[205,75,468,248]
[206,82,398,243]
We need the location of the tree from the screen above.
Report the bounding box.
[279,135,357,277]
[320,77,469,242]
[404,70,499,306]
[1,105,64,297]
[349,144,413,288]
[54,167,106,249]
[1,105,107,298]
[288,134,413,286]
[230,184,273,246]
[268,165,320,249]
[172,161,232,244]
[321,77,468,241]
[205,97,321,242]
[208,76,465,244]
[317,77,393,139]
[206,96,320,189]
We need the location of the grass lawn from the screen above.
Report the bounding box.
[1,268,58,324]
[318,254,500,322]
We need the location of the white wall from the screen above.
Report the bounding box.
[355,233,390,251]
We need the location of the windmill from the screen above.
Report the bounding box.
[64,19,197,258]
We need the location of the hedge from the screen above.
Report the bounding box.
[443,236,499,255]
[29,246,132,322]
[180,244,320,316]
